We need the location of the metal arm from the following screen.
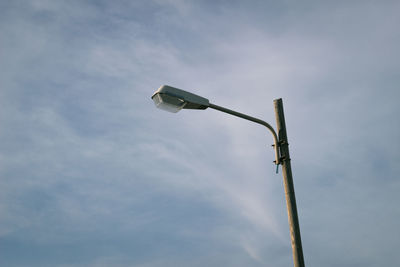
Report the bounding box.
[209,103,280,165]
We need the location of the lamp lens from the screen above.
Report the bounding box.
[152,93,186,113]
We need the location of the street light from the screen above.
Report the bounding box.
[152,85,280,164]
[151,85,305,267]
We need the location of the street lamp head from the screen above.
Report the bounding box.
[151,85,209,113]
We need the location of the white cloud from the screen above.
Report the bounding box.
[1,1,399,266]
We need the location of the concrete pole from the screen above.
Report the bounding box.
[274,98,305,267]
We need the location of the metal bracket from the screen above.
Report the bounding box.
[279,140,288,145]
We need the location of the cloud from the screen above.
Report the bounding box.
[1,1,400,266]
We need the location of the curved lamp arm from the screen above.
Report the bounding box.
[151,85,280,165]
[209,103,281,165]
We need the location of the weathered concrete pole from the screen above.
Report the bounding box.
[274,98,305,267]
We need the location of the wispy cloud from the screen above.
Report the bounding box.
[1,1,399,266]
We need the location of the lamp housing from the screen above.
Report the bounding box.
[152,85,209,113]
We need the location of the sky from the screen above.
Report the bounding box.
[1,0,399,266]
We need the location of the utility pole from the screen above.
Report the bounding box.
[151,85,306,266]
[274,98,305,267]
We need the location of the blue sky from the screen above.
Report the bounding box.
[1,1,399,266]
